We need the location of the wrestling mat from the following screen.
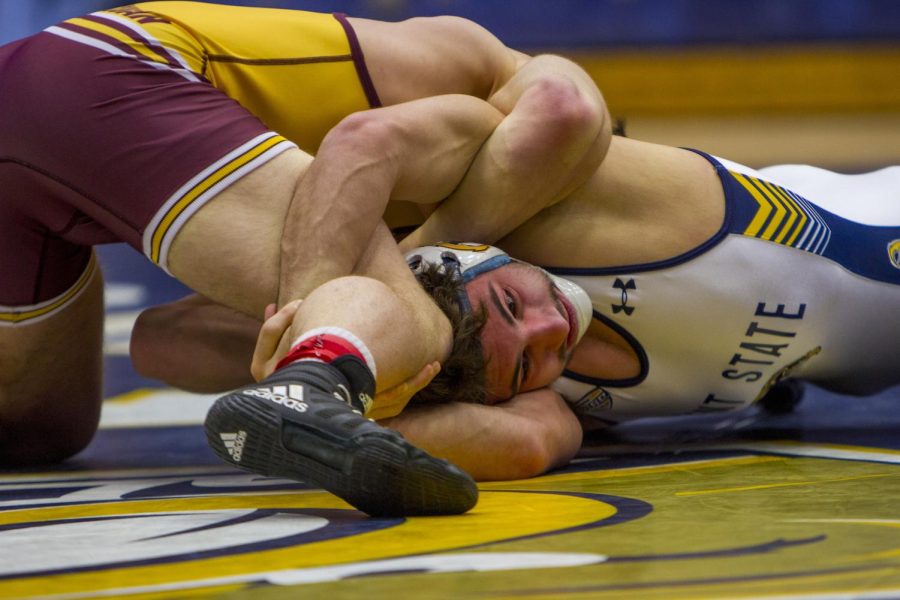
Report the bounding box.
[3,245,898,600]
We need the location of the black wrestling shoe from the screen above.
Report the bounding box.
[204,359,478,517]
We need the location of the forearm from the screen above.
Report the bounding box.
[400,54,611,251]
[130,295,260,393]
[277,95,502,306]
[382,389,583,481]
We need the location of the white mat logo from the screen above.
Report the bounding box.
[0,472,618,598]
[243,384,307,412]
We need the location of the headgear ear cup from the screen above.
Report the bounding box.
[405,242,593,344]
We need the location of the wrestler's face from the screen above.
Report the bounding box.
[465,263,578,404]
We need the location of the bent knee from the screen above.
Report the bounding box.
[0,394,100,466]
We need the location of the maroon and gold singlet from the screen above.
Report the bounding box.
[0,2,380,324]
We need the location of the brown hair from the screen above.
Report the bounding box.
[410,263,488,405]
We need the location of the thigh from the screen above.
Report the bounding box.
[0,254,105,465]
[0,30,295,270]
[166,148,311,317]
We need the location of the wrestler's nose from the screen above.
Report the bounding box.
[524,308,568,355]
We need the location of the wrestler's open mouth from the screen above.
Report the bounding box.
[555,288,577,351]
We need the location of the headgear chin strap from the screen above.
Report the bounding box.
[405,242,592,344]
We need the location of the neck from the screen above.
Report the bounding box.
[567,319,640,380]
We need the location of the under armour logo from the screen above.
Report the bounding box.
[612,278,636,315]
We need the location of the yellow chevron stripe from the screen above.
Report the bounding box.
[780,187,810,247]
[754,178,790,241]
[756,179,799,243]
[764,180,808,245]
[732,172,772,237]
[763,181,797,244]
[149,135,288,263]
[67,17,172,67]
[0,253,97,325]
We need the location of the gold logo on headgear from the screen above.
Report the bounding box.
[437,242,491,252]
[888,240,900,270]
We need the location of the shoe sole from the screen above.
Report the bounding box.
[205,394,478,517]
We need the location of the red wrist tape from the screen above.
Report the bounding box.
[275,333,367,372]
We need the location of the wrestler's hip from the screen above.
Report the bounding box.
[0,32,295,307]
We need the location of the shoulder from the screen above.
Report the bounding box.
[348,15,522,102]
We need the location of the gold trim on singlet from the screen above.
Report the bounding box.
[0,253,98,327]
[45,11,203,82]
[142,132,296,270]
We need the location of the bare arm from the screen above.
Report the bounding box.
[400,53,612,250]
[382,389,583,481]
[281,16,611,294]
[277,94,503,306]
[130,294,260,393]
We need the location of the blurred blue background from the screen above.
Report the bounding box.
[2,0,899,48]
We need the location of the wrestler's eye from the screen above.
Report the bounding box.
[504,290,518,317]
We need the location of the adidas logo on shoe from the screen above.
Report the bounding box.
[332,383,351,405]
[242,384,307,412]
[357,391,373,414]
[220,430,247,462]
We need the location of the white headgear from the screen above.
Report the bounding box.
[405,242,592,344]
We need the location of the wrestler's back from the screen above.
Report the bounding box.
[125,2,375,152]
